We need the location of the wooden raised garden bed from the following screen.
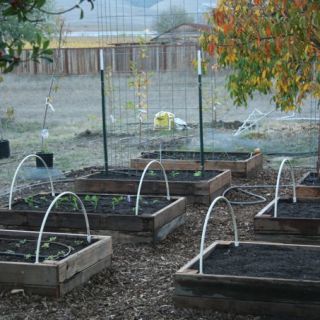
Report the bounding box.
[254,198,320,244]
[0,193,186,243]
[0,229,112,297]
[296,172,320,198]
[74,169,231,205]
[174,240,320,319]
[130,151,263,177]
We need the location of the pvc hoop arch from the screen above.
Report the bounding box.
[274,158,296,218]
[135,160,170,216]
[199,196,239,274]
[9,154,55,210]
[35,191,91,264]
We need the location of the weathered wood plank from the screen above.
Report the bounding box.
[0,195,186,242]
[0,230,112,296]
[174,240,320,319]
[0,262,58,286]
[74,170,231,205]
[296,172,320,198]
[130,152,263,178]
[254,198,320,243]
[154,214,185,242]
[56,237,112,282]
[153,197,186,230]
[59,255,112,297]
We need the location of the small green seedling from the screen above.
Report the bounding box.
[54,196,69,210]
[24,254,32,260]
[170,171,180,178]
[41,237,56,250]
[19,239,27,245]
[24,196,34,208]
[84,195,100,210]
[193,171,202,177]
[111,196,124,210]
[47,250,66,261]
[152,199,160,204]
[73,240,84,246]
[148,170,157,177]
[71,196,79,211]
[56,250,66,258]
[42,242,50,249]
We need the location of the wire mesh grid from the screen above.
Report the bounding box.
[1,0,319,198]
[96,0,219,169]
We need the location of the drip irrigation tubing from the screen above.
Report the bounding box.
[0,238,72,261]
[222,184,294,205]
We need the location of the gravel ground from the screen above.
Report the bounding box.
[0,168,308,320]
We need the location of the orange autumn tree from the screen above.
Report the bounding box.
[200,0,320,112]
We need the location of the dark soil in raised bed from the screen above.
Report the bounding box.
[0,235,92,263]
[0,167,309,320]
[12,194,174,215]
[194,243,320,280]
[88,169,222,181]
[140,151,251,161]
[273,200,320,219]
[300,172,320,186]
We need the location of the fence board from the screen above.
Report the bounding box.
[13,44,203,75]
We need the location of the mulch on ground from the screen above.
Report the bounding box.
[0,167,307,320]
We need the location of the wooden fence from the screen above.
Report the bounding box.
[14,44,201,75]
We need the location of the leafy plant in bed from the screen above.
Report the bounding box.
[0,229,112,297]
[14,193,174,215]
[75,168,231,205]
[0,235,87,263]
[1,192,187,243]
[174,196,320,320]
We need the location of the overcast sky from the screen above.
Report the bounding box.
[53,0,216,32]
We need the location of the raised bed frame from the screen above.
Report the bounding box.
[254,198,320,244]
[130,151,263,177]
[0,229,112,297]
[296,172,320,198]
[174,240,320,319]
[0,194,186,243]
[74,170,231,205]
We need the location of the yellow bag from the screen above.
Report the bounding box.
[153,111,175,130]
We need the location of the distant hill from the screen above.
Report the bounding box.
[128,0,160,8]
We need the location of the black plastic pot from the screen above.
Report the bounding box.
[0,140,10,159]
[36,152,54,168]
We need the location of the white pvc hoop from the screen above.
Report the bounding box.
[9,154,55,210]
[35,191,91,264]
[274,158,296,218]
[199,196,239,274]
[135,160,170,216]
